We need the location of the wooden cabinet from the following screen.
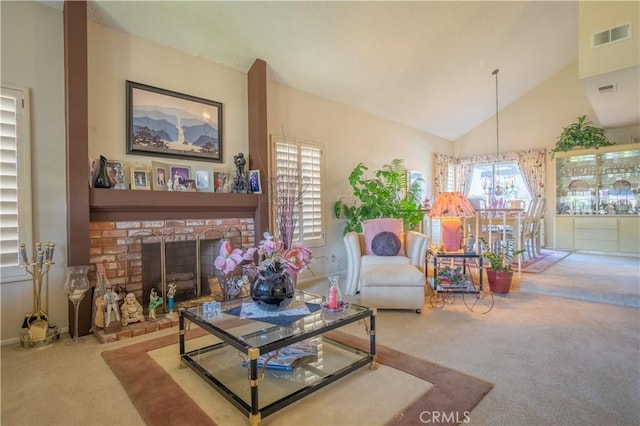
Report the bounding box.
[554,216,639,254]
[573,217,618,252]
[619,217,640,254]
[554,144,640,255]
[555,143,640,215]
[555,216,574,250]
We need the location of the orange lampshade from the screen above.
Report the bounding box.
[429,192,476,252]
[429,192,476,218]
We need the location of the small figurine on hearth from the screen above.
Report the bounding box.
[103,286,121,328]
[147,288,163,321]
[120,292,145,326]
[166,283,178,319]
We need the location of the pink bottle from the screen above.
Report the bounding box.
[328,285,339,309]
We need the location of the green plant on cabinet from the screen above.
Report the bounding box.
[550,115,614,159]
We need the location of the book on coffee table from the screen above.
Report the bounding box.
[243,337,320,371]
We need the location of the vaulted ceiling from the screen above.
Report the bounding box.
[75,1,583,140]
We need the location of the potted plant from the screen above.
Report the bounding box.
[550,115,614,159]
[334,159,424,234]
[436,265,473,289]
[480,237,525,294]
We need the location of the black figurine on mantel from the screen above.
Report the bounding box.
[232,152,248,193]
[94,155,112,188]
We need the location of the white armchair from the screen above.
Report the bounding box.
[344,230,429,312]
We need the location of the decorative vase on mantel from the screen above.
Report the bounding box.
[250,271,295,311]
[94,155,112,189]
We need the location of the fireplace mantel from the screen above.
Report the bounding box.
[90,189,259,221]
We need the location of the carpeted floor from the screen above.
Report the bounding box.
[2,252,638,426]
[102,327,493,425]
[520,249,571,273]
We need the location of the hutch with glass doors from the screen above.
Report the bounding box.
[554,143,639,254]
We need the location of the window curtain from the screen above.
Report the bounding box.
[513,149,546,197]
[434,149,546,198]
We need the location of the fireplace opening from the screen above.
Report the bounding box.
[133,226,247,310]
[140,238,225,309]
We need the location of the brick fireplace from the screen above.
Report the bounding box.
[89,217,255,299]
[88,217,254,342]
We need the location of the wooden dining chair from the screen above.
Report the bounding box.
[506,199,526,213]
[521,198,546,260]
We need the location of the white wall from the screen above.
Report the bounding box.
[578,1,639,79]
[6,2,613,341]
[268,81,451,279]
[454,61,606,247]
[1,1,67,342]
[0,3,452,341]
[87,21,249,172]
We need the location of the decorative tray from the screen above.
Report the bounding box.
[568,179,590,192]
[320,301,351,315]
[612,180,631,190]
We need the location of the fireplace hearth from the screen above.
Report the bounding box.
[89,218,254,314]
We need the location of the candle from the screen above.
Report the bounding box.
[19,244,28,264]
[328,285,338,309]
[46,242,55,262]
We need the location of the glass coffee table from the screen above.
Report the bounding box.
[179,290,376,425]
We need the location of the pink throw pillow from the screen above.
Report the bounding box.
[363,218,405,256]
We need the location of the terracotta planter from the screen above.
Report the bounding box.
[486,269,514,294]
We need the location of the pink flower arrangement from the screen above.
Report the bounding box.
[214,232,312,279]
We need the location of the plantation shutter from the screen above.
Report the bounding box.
[272,136,325,247]
[447,164,456,192]
[1,86,31,282]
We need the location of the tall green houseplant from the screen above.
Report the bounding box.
[550,115,614,159]
[334,159,424,235]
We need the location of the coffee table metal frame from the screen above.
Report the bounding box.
[179,291,376,425]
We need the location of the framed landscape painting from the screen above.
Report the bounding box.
[126,81,223,162]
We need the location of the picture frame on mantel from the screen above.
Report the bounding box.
[194,168,213,192]
[131,167,150,191]
[169,165,191,192]
[126,80,223,163]
[106,160,127,190]
[151,160,168,191]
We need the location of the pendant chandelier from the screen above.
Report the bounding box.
[490,68,514,198]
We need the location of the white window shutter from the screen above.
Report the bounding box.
[1,86,32,282]
[271,136,325,247]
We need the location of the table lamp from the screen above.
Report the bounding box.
[429,192,476,252]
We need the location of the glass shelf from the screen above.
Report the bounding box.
[555,144,640,215]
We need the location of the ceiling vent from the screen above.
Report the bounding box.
[598,83,617,94]
[592,23,631,48]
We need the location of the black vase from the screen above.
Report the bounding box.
[94,155,112,188]
[250,271,295,311]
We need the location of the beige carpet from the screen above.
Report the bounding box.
[520,249,571,273]
[102,327,493,425]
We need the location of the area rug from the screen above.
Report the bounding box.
[102,328,493,425]
[520,249,571,273]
